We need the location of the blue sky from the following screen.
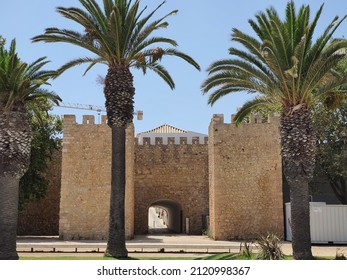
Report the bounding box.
[1,0,346,133]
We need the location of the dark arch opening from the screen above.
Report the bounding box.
[148,199,182,234]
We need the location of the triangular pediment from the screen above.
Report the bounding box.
[141,124,187,134]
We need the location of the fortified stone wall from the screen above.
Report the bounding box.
[17,150,62,235]
[59,115,134,240]
[35,113,285,241]
[134,137,209,235]
[209,114,284,240]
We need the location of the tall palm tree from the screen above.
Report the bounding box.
[0,39,59,260]
[32,0,200,258]
[202,1,347,259]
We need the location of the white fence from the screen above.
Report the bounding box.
[285,202,347,243]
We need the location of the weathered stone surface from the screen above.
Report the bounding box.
[17,151,62,235]
[20,113,284,241]
[58,116,134,240]
[208,115,283,240]
[134,142,209,235]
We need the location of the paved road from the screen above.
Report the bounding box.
[17,235,347,258]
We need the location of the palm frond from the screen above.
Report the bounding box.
[202,71,272,101]
[231,28,263,59]
[32,28,105,59]
[26,88,62,105]
[103,0,113,17]
[312,75,347,105]
[207,85,254,106]
[228,48,275,80]
[79,0,107,33]
[127,9,178,57]
[304,15,347,75]
[121,1,142,56]
[160,48,200,71]
[57,57,106,75]
[32,0,199,91]
[302,54,346,102]
[203,1,347,111]
[0,39,58,111]
[206,59,274,89]
[108,5,123,60]
[26,57,49,76]
[143,63,175,89]
[305,4,323,47]
[233,97,276,125]
[284,1,296,51]
[128,37,177,60]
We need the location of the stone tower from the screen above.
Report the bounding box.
[208,114,284,240]
[59,115,134,240]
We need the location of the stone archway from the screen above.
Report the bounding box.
[148,199,182,234]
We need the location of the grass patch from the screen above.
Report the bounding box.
[197,253,252,260]
[19,253,255,260]
[20,254,241,260]
[20,256,198,260]
[194,253,334,260]
[20,256,115,260]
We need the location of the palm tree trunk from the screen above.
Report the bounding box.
[106,126,128,257]
[0,176,20,260]
[0,111,32,260]
[288,179,312,259]
[281,105,315,260]
[104,65,134,258]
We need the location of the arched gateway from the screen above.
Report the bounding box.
[134,124,209,235]
[148,200,182,234]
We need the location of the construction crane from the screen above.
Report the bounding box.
[56,102,143,120]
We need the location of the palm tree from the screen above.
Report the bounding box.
[32,0,200,258]
[0,39,59,260]
[202,1,347,259]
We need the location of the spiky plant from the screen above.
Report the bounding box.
[256,233,284,260]
[0,39,59,260]
[32,0,200,258]
[202,1,347,259]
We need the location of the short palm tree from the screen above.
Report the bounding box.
[0,39,59,260]
[32,0,200,258]
[202,1,347,259]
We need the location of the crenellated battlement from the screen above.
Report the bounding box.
[63,114,108,125]
[136,123,208,146]
[63,115,208,146]
[135,136,208,145]
[211,113,280,126]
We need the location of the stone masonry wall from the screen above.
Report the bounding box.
[134,138,209,235]
[17,150,62,235]
[47,113,284,241]
[209,114,284,240]
[59,115,134,240]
